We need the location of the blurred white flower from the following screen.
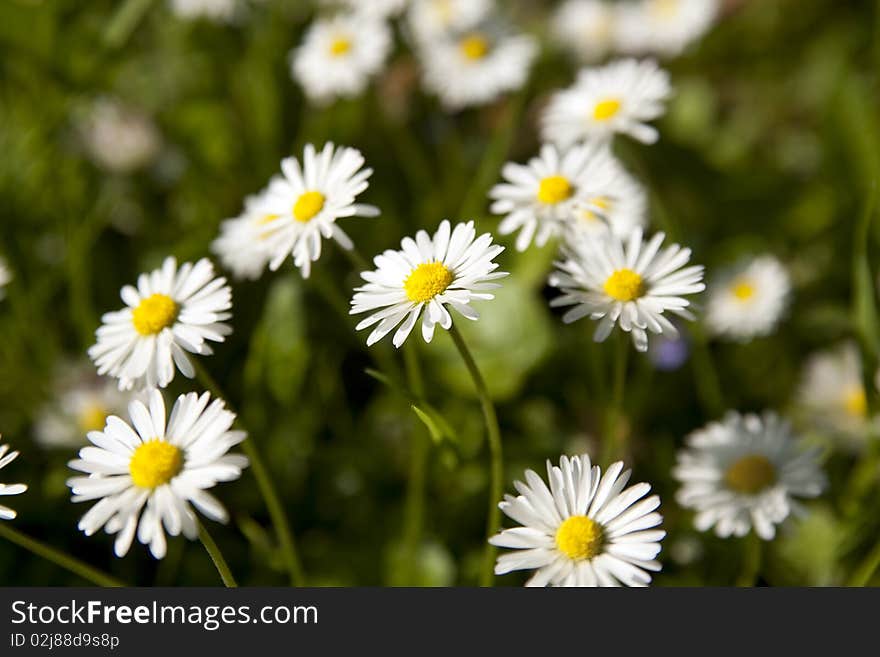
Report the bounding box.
[552,0,616,62]
[490,454,665,587]
[615,0,720,58]
[674,411,826,541]
[549,228,704,352]
[418,28,537,110]
[89,257,232,391]
[169,0,238,22]
[329,0,408,18]
[705,255,791,342]
[256,143,379,278]
[351,220,507,347]
[290,14,392,105]
[541,58,671,147]
[68,389,247,559]
[80,99,161,174]
[0,440,27,521]
[0,257,11,301]
[406,0,494,45]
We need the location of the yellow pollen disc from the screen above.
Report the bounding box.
[604,269,644,302]
[556,515,603,561]
[404,262,454,303]
[537,175,574,205]
[581,196,612,222]
[593,98,622,121]
[293,191,326,223]
[725,454,776,495]
[129,440,183,489]
[843,386,867,418]
[78,404,108,433]
[132,294,179,336]
[732,280,755,300]
[650,0,680,19]
[329,37,351,56]
[460,34,490,60]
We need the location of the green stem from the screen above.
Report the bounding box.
[448,325,503,587]
[0,523,124,587]
[735,533,763,587]
[198,520,238,588]
[691,326,726,418]
[193,361,306,587]
[601,333,629,466]
[401,344,429,585]
[848,532,880,586]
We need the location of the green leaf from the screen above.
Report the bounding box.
[411,404,457,445]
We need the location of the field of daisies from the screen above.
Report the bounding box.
[0,0,878,588]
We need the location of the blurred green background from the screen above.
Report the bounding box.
[1,0,879,586]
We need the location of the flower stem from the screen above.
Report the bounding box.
[193,360,306,587]
[848,533,880,586]
[0,523,124,587]
[601,332,629,466]
[197,519,238,588]
[401,343,429,585]
[448,324,503,587]
[735,533,763,587]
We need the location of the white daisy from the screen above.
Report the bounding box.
[549,228,705,352]
[551,0,616,62]
[80,98,161,174]
[169,0,238,22]
[489,142,643,252]
[329,0,408,18]
[490,454,665,587]
[0,439,27,520]
[89,257,233,391]
[290,14,392,106]
[406,0,494,45]
[564,160,647,244]
[68,389,248,559]
[797,343,877,445]
[541,58,672,147]
[255,143,379,278]
[34,364,137,450]
[674,411,826,541]
[351,220,508,347]
[705,255,791,342]
[418,28,537,110]
[615,0,720,58]
[0,257,11,301]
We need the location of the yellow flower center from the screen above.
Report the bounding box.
[78,404,108,433]
[460,34,490,60]
[556,515,603,561]
[404,262,454,303]
[581,196,612,222]
[132,294,179,336]
[725,454,776,495]
[129,440,183,489]
[329,37,352,56]
[603,269,644,302]
[649,0,680,19]
[593,98,622,121]
[293,191,326,223]
[844,386,868,418]
[732,280,755,300]
[537,175,574,205]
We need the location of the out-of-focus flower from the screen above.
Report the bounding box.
[256,143,379,278]
[169,0,238,22]
[490,454,665,586]
[351,220,507,347]
[674,411,826,540]
[68,390,247,559]
[329,0,408,18]
[0,439,27,521]
[406,0,494,45]
[89,257,232,391]
[615,0,720,58]
[549,228,705,352]
[290,14,392,105]
[80,99,161,174]
[705,255,791,342]
[552,0,616,62]
[541,58,671,147]
[647,322,690,370]
[0,257,11,301]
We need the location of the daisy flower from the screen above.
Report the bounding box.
[256,143,380,278]
[541,58,672,147]
[674,411,826,540]
[290,14,392,106]
[0,439,27,521]
[615,0,720,58]
[351,220,508,347]
[89,257,233,391]
[797,343,878,446]
[489,142,643,252]
[407,0,494,45]
[563,161,647,244]
[552,0,616,62]
[705,255,791,342]
[549,228,705,352]
[169,0,238,22]
[68,389,248,559]
[80,98,161,174]
[35,364,137,450]
[329,0,408,18]
[0,257,11,301]
[490,454,665,587]
[418,28,537,110]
